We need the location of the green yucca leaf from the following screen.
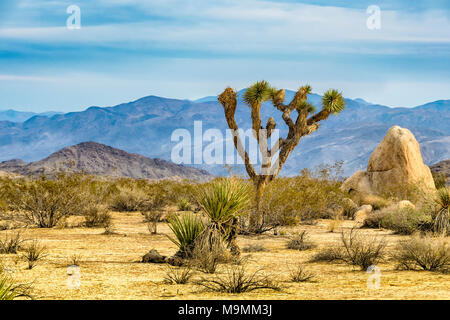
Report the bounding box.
[437,187,450,208]
[167,213,205,253]
[198,179,249,225]
[297,100,316,114]
[243,81,276,107]
[300,84,312,95]
[322,89,345,114]
[0,275,17,300]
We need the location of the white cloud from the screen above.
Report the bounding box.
[1,0,449,53]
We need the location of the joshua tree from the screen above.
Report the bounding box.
[218,81,346,231]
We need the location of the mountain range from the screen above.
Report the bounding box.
[0,141,212,181]
[0,109,61,122]
[0,89,448,176]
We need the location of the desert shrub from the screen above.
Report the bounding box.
[164,265,194,284]
[362,210,386,229]
[144,211,164,234]
[167,213,205,257]
[379,182,428,205]
[68,254,83,266]
[432,187,450,235]
[257,162,346,227]
[432,172,447,189]
[286,230,316,251]
[289,264,315,283]
[309,247,344,263]
[109,186,147,212]
[3,174,91,228]
[242,244,267,253]
[83,205,112,228]
[196,265,280,293]
[21,240,47,269]
[310,229,386,270]
[0,231,25,254]
[392,235,450,272]
[359,194,390,211]
[379,207,430,235]
[339,228,386,270]
[178,198,192,211]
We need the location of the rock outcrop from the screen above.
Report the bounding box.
[342,126,436,196]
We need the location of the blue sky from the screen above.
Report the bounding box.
[0,0,449,112]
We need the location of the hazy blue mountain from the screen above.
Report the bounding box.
[0,109,62,122]
[0,90,448,177]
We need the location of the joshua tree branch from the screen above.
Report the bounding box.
[218,88,257,179]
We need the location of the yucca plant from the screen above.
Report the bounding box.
[198,179,249,225]
[167,213,205,258]
[197,179,249,255]
[433,187,450,235]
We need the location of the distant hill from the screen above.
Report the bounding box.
[0,142,212,181]
[430,159,450,186]
[0,109,61,122]
[0,90,448,176]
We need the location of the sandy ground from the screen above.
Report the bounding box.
[0,211,449,300]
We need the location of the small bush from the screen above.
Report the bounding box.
[242,244,267,253]
[109,186,147,212]
[143,211,164,234]
[21,240,47,269]
[0,231,25,254]
[392,235,450,272]
[178,198,192,211]
[359,194,389,210]
[362,210,385,229]
[164,265,194,284]
[289,264,315,283]
[68,254,83,266]
[340,228,386,270]
[196,265,280,293]
[432,172,447,189]
[377,207,430,235]
[309,229,386,271]
[286,230,315,251]
[310,247,344,263]
[83,206,112,228]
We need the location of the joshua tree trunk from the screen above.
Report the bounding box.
[218,82,345,233]
[250,179,266,230]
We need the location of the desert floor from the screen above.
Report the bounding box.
[1,211,449,300]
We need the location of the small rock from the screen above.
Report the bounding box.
[358,204,373,213]
[142,249,166,263]
[166,255,184,267]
